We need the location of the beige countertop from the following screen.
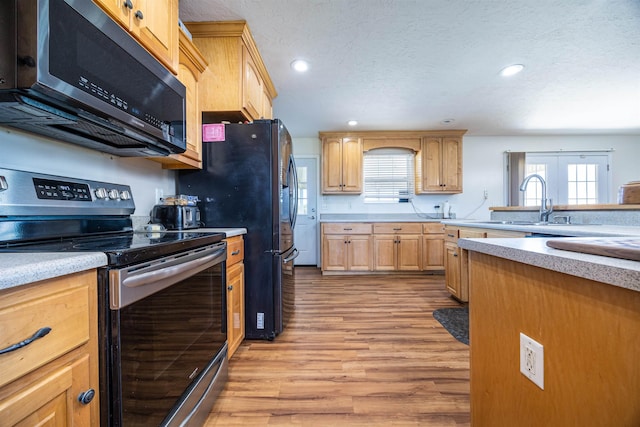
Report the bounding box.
[320,213,443,223]
[443,219,640,237]
[0,252,107,290]
[458,236,640,293]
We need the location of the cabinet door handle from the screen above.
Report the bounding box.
[134,10,144,20]
[123,0,133,9]
[453,253,458,257]
[78,389,96,405]
[227,285,233,291]
[0,327,51,355]
[231,250,240,255]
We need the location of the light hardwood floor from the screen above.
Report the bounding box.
[205,267,470,426]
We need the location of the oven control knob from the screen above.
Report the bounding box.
[95,187,108,199]
[120,190,131,200]
[77,388,95,405]
[108,189,120,200]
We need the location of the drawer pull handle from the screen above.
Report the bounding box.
[231,250,241,255]
[78,389,96,405]
[0,327,51,355]
[447,234,456,238]
[344,228,353,231]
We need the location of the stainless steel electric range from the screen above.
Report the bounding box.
[0,167,228,426]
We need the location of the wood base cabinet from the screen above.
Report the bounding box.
[321,222,445,274]
[225,235,245,359]
[321,223,372,272]
[0,271,100,426]
[444,225,531,301]
[373,223,422,271]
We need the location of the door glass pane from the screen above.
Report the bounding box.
[297,166,308,215]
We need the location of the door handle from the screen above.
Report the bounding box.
[309,215,316,220]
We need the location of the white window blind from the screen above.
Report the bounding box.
[363,148,415,202]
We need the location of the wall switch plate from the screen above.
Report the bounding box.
[520,333,544,389]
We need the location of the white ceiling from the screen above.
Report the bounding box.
[179,0,640,138]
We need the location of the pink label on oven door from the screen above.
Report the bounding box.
[202,124,225,142]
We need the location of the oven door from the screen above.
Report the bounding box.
[103,242,227,426]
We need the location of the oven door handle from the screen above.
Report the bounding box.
[121,252,219,289]
[110,243,226,309]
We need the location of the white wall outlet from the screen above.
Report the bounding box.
[257,312,265,329]
[520,333,544,389]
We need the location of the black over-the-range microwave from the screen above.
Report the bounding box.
[0,0,186,157]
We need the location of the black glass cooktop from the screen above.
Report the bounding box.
[0,231,226,267]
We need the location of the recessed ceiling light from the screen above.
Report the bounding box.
[441,118,455,124]
[291,59,309,72]
[500,64,524,77]
[347,120,358,126]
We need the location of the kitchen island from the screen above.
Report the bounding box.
[459,236,640,426]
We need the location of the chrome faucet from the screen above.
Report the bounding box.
[519,174,553,222]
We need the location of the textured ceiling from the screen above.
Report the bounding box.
[179,0,640,138]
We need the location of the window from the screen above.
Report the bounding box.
[363,148,415,203]
[296,165,308,215]
[524,152,610,205]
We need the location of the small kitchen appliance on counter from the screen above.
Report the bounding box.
[150,195,201,230]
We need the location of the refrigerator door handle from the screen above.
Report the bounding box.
[288,154,299,230]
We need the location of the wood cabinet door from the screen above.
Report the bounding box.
[0,355,94,427]
[397,235,422,271]
[347,235,372,271]
[444,241,461,299]
[422,137,443,192]
[423,235,445,270]
[130,0,179,73]
[441,137,462,192]
[94,0,132,27]
[322,234,348,271]
[341,138,363,193]
[322,138,344,193]
[243,47,264,120]
[373,235,396,271]
[226,262,245,358]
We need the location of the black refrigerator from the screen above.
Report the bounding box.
[178,119,298,340]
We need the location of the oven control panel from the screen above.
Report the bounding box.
[0,167,136,216]
[34,178,92,201]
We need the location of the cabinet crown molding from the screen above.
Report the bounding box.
[319,130,467,139]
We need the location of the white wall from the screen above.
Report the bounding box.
[295,134,640,220]
[0,127,176,217]
[3,127,637,223]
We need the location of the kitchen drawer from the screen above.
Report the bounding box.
[459,228,487,239]
[423,223,445,234]
[0,277,90,388]
[444,226,459,243]
[323,223,372,234]
[226,235,245,267]
[373,223,422,234]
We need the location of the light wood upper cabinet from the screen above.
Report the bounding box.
[420,136,463,193]
[150,29,208,169]
[0,271,100,426]
[321,137,363,194]
[94,0,179,74]
[185,21,277,122]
